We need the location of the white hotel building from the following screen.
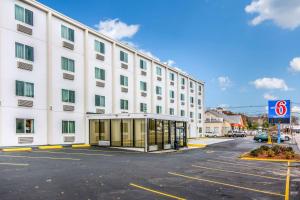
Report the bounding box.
[0,0,205,151]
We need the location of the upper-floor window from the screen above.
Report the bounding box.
[156,86,162,95]
[156,106,162,114]
[120,75,128,87]
[95,40,105,54]
[62,121,75,134]
[15,5,33,26]
[198,85,202,91]
[190,97,194,104]
[62,89,75,103]
[140,103,147,112]
[199,113,202,119]
[15,42,34,62]
[156,66,162,76]
[120,51,128,63]
[16,80,34,97]
[61,25,74,42]
[140,81,147,91]
[16,118,34,134]
[120,99,128,110]
[95,95,105,107]
[140,59,147,70]
[95,68,105,81]
[169,72,175,81]
[169,90,175,99]
[190,81,194,88]
[180,110,185,117]
[169,108,174,115]
[190,112,194,118]
[61,57,75,72]
[181,78,185,85]
[198,99,201,105]
[180,94,185,101]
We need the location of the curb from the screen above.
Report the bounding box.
[1,147,32,152]
[38,145,63,150]
[72,144,91,148]
[240,157,300,163]
[187,144,207,148]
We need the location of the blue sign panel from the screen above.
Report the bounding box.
[268,100,291,124]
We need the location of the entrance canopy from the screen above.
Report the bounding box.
[86,113,188,152]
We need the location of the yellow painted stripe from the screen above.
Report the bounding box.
[33,150,112,157]
[285,161,291,200]
[0,162,29,166]
[129,183,186,200]
[241,157,300,163]
[38,145,63,150]
[2,148,32,152]
[0,154,80,161]
[187,144,207,148]
[192,165,284,180]
[206,160,284,170]
[72,144,91,148]
[69,148,141,154]
[168,172,284,197]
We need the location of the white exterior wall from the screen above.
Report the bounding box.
[0,0,205,147]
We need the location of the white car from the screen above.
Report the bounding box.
[280,133,291,141]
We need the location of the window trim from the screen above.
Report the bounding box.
[62,120,75,134]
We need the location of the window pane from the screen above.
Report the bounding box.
[16,119,24,133]
[100,42,105,54]
[61,57,68,70]
[62,89,69,102]
[24,82,34,97]
[69,121,75,133]
[100,96,105,106]
[100,69,105,80]
[25,9,33,25]
[15,43,24,59]
[68,59,75,72]
[68,28,74,42]
[62,121,68,133]
[25,45,34,61]
[16,81,24,96]
[25,119,34,133]
[95,95,100,106]
[61,25,68,39]
[15,5,24,22]
[69,91,75,103]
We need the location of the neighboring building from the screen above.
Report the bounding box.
[205,109,245,136]
[0,0,205,151]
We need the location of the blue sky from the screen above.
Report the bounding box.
[39,0,300,114]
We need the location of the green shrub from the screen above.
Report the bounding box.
[271,145,281,155]
[285,151,295,159]
[286,147,294,152]
[267,149,275,157]
[250,149,259,157]
[260,145,270,151]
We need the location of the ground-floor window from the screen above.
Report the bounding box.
[62,121,75,134]
[16,118,34,134]
[149,119,156,145]
[111,119,121,146]
[134,119,145,148]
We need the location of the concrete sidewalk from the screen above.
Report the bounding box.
[188,137,234,146]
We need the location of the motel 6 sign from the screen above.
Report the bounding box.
[268,100,291,124]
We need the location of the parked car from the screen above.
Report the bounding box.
[227,131,246,137]
[253,132,268,142]
[205,132,218,137]
[271,132,291,141]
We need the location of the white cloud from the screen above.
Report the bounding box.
[218,76,232,91]
[96,18,139,40]
[289,57,300,72]
[263,93,277,100]
[164,60,175,66]
[245,0,300,30]
[292,106,300,113]
[252,77,289,91]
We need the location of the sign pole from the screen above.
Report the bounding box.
[277,123,281,144]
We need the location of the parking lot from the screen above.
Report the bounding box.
[0,138,299,200]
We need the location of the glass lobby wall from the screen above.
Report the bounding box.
[122,119,133,147]
[111,119,121,146]
[134,119,145,148]
[156,120,163,150]
[163,120,170,145]
[90,119,100,145]
[89,120,110,145]
[149,119,156,146]
[99,120,110,141]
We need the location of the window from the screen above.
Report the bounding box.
[120,99,128,110]
[181,78,185,85]
[199,85,202,91]
[61,25,74,42]
[156,86,162,95]
[198,99,201,105]
[62,89,75,103]
[199,113,202,119]
[180,94,185,101]
[95,40,105,54]
[156,66,162,76]
[190,112,194,118]
[156,106,162,114]
[140,103,147,112]
[169,108,174,115]
[61,57,75,72]
[15,5,33,26]
[95,68,105,80]
[15,42,34,62]
[190,81,193,88]
[140,59,147,70]
[16,81,34,97]
[140,81,147,91]
[169,73,175,81]
[62,121,75,134]
[16,119,34,134]
[190,97,194,104]
[120,51,128,63]
[120,75,128,86]
[169,90,174,99]
[180,110,185,117]
[95,95,105,107]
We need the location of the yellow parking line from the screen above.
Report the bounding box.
[68,148,141,154]
[285,161,290,200]
[0,155,80,161]
[206,160,285,170]
[168,172,284,197]
[0,162,29,166]
[192,165,284,180]
[33,150,113,157]
[129,183,186,200]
